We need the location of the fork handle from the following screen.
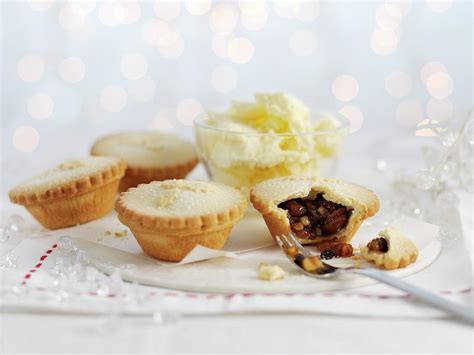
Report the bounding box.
[350,268,474,325]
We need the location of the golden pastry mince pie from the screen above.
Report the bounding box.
[250,177,380,252]
[115,179,247,262]
[360,228,418,269]
[91,131,199,191]
[9,157,126,229]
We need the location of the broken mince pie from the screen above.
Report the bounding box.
[250,177,380,246]
[360,228,418,270]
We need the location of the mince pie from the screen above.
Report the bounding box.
[115,179,247,261]
[91,131,199,191]
[250,176,380,245]
[360,228,418,269]
[9,157,126,229]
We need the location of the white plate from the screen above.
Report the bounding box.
[73,214,441,294]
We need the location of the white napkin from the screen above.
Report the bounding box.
[1,220,471,319]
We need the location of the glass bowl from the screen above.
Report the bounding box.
[193,112,349,195]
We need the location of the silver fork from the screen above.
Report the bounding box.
[275,233,474,325]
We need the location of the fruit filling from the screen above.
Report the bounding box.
[367,237,389,253]
[278,194,353,240]
[316,238,354,259]
[285,246,324,273]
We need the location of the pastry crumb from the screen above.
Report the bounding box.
[104,231,112,236]
[258,263,286,281]
[114,229,128,238]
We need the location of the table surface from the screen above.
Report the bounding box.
[1,311,472,353]
[1,140,473,354]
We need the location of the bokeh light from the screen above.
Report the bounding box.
[385,71,412,98]
[294,1,320,22]
[273,1,298,19]
[426,98,453,122]
[17,55,45,82]
[12,125,40,153]
[228,37,255,64]
[157,31,185,59]
[28,0,53,12]
[98,1,124,27]
[119,0,141,25]
[425,0,453,13]
[332,75,359,102]
[420,61,447,83]
[371,28,399,56]
[209,3,239,33]
[153,109,175,132]
[212,33,235,58]
[425,71,453,99]
[177,99,204,126]
[59,57,86,83]
[240,1,268,31]
[100,85,128,113]
[185,0,212,16]
[426,99,454,122]
[384,0,412,18]
[120,53,148,80]
[127,76,156,103]
[239,0,266,15]
[27,93,54,120]
[289,30,317,56]
[376,4,402,30]
[211,65,238,93]
[338,106,364,133]
[67,0,96,16]
[154,0,181,21]
[396,99,424,128]
[58,4,86,31]
[142,20,171,46]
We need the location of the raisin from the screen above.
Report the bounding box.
[305,200,319,218]
[320,249,335,260]
[337,244,354,257]
[322,215,348,235]
[294,229,311,239]
[286,200,306,217]
[367,237,388,253]
[294,253,305,267]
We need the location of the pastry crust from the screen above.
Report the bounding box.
[91,131,199,191]
[360,228,418,270]
[117,157,199,192]
[250,176,380,244]
[9,157,125,229]
[9,157,125,205]
[116,180,247,261]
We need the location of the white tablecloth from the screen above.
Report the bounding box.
[1,140,473,353]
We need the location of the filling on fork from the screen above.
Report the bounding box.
[278,193,354,258]
[285,246,324,273]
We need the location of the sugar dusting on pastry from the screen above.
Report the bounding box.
[257,262,286,281]
[121,180,246,217]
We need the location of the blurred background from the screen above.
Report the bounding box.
[1,0,472,197]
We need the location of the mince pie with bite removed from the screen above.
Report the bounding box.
[250,176,380,246]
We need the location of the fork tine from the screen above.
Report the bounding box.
[274,235,285,249]
[283,233,311,257]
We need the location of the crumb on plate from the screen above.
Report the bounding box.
[258,262,286,281]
